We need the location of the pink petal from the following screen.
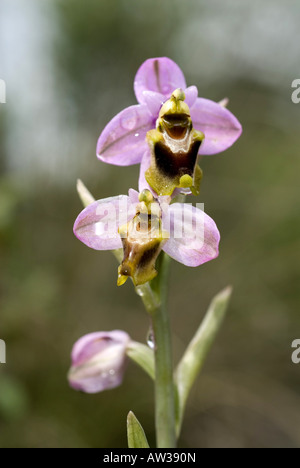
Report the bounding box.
[73,195,136,251]
[128,188,140,205]
[138,149,155,195]
[162,203,220,267]
[190,98,242,155]
[142,90,165,117]
[96,104,154,166]
[134,57,186,105]
[71,331,130,367]
[185,85,198,108]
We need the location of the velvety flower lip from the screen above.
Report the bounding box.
[73,189,220,269]
[96,57,242,166]
[68,330,130,394]
[138,149,192,198]
[144,89,204,197]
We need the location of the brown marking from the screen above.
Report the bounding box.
[154,59,161,93]
[154,139,201,178]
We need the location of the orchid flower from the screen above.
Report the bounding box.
[73,188,220,287]
[97,57,242,166]
[68,330,130,394]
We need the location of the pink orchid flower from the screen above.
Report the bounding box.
[97,57,242,167]
[73,188,220,286]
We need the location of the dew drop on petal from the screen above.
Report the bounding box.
[121,110,137,131]
[109,369,115,376]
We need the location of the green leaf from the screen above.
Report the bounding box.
[127,411,150,448]
[174,286,232,435]
[126,341,155,380]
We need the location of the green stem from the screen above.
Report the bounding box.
[122,247,175,447]
[150,253,176,448]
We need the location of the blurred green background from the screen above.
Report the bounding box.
[0,0,300,448]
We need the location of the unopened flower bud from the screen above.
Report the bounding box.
[68,331,130,393]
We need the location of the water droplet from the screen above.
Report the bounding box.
[134,133,139,137]
[147,327,155,349]
[109,369,115,376]
[135,286,144,297]
[121,110,137,131]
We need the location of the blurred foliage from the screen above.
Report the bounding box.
[0,0,300,448]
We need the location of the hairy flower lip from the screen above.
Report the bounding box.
[96,57,242,166]
[143,87,205,197]
[117,195,167,286]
